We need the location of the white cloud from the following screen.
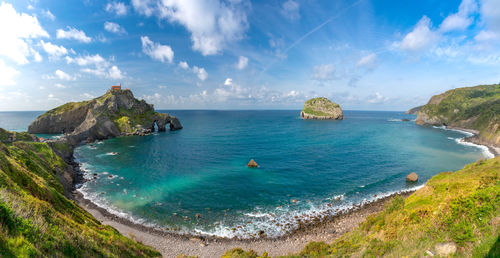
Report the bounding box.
[398,16,439,52]
[224,78,232,86]
[141,36,174,63]
[67,54,124,79]
[105,1,127,16]
[281,0,300,21]
[480,0,500,33]
[356,53,377,69]
[313,64,336,80]
[475,30,499,41]
[66,54,106,66]
[40,40,67,57]
[55,83,66,88]
[55,69,75,81]
[43,9,56,20]
[132,0,249,55]
[104,21,126,34]
[0,60,19,86]
[48,94,54,98]
[56,26,92,43]
[367,92,389,104]
[236,55,248,70]
[439,0,477,32]
[0,2,49,64]
[178,61,189,69]
[192,66,208,81]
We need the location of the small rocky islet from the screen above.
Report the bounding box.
[300,97,343,120]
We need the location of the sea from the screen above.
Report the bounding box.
[0,110,493,238]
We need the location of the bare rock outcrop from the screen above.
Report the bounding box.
[28,89,182,145]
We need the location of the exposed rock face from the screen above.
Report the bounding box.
[406,172,418,182]
[405,105,422,115]
[300,97,343,120]
[415,84,500,148]
[28,89,182,145]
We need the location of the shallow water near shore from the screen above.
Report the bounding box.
[69,110,489,238]
[0,110,490,238]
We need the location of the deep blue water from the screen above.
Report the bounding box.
[0,110,490,238]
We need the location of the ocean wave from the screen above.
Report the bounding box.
[455,138,494,159]
[433,126,493,158]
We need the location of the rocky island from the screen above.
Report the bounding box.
[28,88,182,145]
[300,97,343,120]
[415,84,500,148]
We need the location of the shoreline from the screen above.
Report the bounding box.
[444,125,500,157]
[67,123,498,256]
[74,184,414,257]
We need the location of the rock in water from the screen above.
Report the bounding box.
[28,89,182,145]
[300,97,343,120]
[406,172,418,182]
[248,159,258,167]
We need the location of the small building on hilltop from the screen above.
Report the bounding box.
[111,84,122,90]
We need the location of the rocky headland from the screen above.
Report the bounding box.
[28,89,182,145]
[405,105,422,115]
[300,97,343,120]
[415,84,500,149]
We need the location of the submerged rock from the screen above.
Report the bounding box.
[300,97,343,120]
[248,159,258,167]
[406,172,419,182]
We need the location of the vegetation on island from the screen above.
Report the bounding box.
[301,97,343,119]
[225,156,500,257]
[0,129,160,257]
[416,84,500,146]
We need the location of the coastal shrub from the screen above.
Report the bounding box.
[222,248,259,258]
[299,241,331,256]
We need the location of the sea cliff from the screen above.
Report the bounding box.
[300,97,343,120]
[28,89,182,145]
[416,84,500,148]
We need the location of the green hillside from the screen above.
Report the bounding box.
[0,131,159,257]
[416,84,500,147]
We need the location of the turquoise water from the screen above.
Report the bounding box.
[71,110,489,238]
[0,110,491,238]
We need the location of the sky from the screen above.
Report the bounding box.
[1,0,500,111]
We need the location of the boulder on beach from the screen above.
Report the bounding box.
[248,159,258,167]
[406,172,418,182]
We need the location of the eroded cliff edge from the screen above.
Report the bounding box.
[28,89,182,145]
[415,84,500,148]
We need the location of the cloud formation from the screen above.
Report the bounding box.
[0,2,49,65]
[40,40,68,58]
[57,26,92,43]
[141,36,174,63]
[104,22,126,34]
[236,56,248,70]
[105,1,128,16]
[281,0,300,21]
[132,0,249,55]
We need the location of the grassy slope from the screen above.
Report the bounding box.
[0,138,160,257]
[224,157,500,257]
[419,84,500,144]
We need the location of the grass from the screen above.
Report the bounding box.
[419,84,500,145]
[302,97,341,117]
[0,138,160,257]
[224,157,500,257]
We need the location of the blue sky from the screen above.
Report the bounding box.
[1,0,500,111]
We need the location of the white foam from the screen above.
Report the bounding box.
[105,152,118,156]
[433,126,493,159]
[387,118,402,122]
[455,138,494,159]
